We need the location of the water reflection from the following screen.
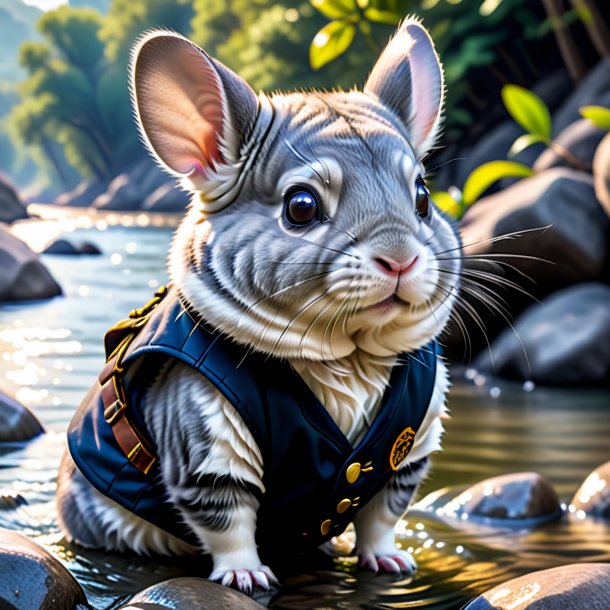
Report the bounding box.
[0,213,609,609]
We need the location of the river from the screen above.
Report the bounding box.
[1,207,609,609]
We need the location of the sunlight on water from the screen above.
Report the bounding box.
[1,211,609,609]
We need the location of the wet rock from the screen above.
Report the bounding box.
[0,173,28,223]
[570,460,610,520]
[593,131,610,217]
[0,227,62,302]
[43,239,102,256]
[442,472,561,524]
[534,119,605,173]
[0,528,89,609]
[0,390,44,442]
[120,577,266,609]
[553,57,610,134]
[474,284,610,385]
[463,563,610,609]
[459,168,608,288]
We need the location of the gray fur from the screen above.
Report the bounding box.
[58,19,461,590]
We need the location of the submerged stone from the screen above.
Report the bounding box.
[0,529,89,609]
[120,577,267,609]
[463,563,610,609]
[570,460,610,520]
[0,391,44,442]
[442,472,562,525]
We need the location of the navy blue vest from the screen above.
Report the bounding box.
[68,290,438,556]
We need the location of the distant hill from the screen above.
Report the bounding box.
[70,0,110,12]
[0,0,42,82]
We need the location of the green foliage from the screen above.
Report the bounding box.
[508,133,547,158]
[310,19,356,69]
[579,105,610,131]
[309,0,410,71]
[100,0,194,64]
[502,84,551,140]
[463,161,533,206]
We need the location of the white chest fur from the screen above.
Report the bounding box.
[290,351,396,446]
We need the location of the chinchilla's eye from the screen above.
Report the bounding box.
[415,177,430,218]
[284,187,320,226]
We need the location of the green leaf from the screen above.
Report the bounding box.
[310,0,357,19]
[363,7,401,25]
[579,105,610,131]
[431,190,462,219]
[501,84,551,139]
[463,161,534,205]
[508,133,548,158]
[310,20,356,70]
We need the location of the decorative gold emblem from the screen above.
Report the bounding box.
[389,426,416,470]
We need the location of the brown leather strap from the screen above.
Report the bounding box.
[99,370,156,474]
[97,287,168,475]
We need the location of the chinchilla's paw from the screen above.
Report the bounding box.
[209,565,278,594]
[358,548,417,575]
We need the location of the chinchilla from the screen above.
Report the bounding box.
[56,17,462,595]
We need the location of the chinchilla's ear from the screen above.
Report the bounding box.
[364,18,444,156]
[131,31,258,196]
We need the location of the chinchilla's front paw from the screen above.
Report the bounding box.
[209,565,278,594]
[358,548,417,575]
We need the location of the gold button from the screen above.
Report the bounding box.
[320,519,332,536]
[336,499,352,513]
[346,462,361,484]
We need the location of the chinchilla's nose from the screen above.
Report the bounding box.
[373,254,419,277]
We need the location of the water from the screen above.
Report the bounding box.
[1,209,609,609]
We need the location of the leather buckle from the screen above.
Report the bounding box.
[103,395,126,424]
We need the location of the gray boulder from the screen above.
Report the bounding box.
[0,529,89,609]
[0,173,28,223]
[459,168,609,288]
[0,227,62,302]
[553,57,610,134]
[474,283,610,385]
[0,391,44,442]
[534,119,606,173]
[441,472,561,525]
[593,131,610,217]
[120,577,266,609]
[43,239,101,256]
[463,563,610,610]
[570,460,610,520]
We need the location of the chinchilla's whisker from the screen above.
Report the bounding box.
[305,240,361,261]
[461,269,540,304]
[325,286,359,361]
[440,252,552,266]
[272,288,334,357]
[434,225,552,256]
[423,156,467,176]
[458,283,531,376]
[431,282,473,361]
[245,269,340,313]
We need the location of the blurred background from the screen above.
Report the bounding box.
[0,1,609,609]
